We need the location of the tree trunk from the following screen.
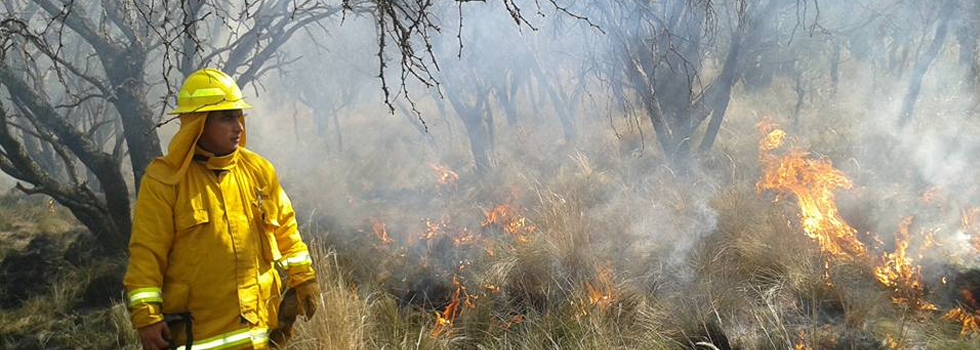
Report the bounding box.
[699,0,784,153]
[898,0,956,126]
[459,112,492,173]
[179,0,206,76]
[20,129,64,181]
[447,91,493,173]
[697,34,741,153]
[313,108,333,152]
[791,68,806,132]
[527,56,576,142]
[102,45,163,188]
[491,72,519,126]
[0,66,132,254]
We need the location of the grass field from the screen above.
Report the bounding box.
[2,74,980,350]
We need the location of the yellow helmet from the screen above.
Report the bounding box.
[169,68,252,115]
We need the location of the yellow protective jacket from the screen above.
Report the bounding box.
[124,113,315,350]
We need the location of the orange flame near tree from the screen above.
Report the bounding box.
[793,331,812,350]
[429,163,459,187]
[371,219,393,244]
[452,227,477,246]
[431,276,473,337]
[420,218,442,240]
[483,204,536,243]
[756,121,866,260]
[755,121,936,314]
[943,308,980,336]
[943,288,980,336]
[585,264,616,307]
[872,216,936,311]
[431,286,461,337]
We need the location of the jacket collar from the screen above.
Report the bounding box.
[194,145,239,171]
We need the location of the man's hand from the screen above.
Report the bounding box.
[295,280,320,320]
[138,321,171,350]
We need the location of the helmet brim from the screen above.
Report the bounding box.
[168,100,253,115]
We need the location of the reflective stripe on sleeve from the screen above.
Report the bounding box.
[175,327,268,350]
[278,251,312,268]
[127,287,163,307]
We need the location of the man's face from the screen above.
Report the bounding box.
[198,109,244,156]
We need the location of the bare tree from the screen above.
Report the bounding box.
[898,0,957,125]
[587,1,770,164]
[0,0,350,254]
[0,0,586,255]
[442,58,496,173]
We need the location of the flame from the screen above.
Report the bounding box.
[756,122,937,313]
[371,219,393,244]
[920,186,946,208]
[431,276,464,337]
[483,204,535,243]
[760,125,787,152]
[756,122,866,260]
[483,284,501,294]
[585,264,615,307]
[884,334,901,349]
[452,227,477,246]
[793,331,811,350]
[943,307,980,336]
[872,217,936,311]
[503,314,524,329]
[420,218,441,240]
[429,163,459,187]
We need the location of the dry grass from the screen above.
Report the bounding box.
[282,147,980,350]
[0,260,138,349]
[4,67,980,350]
[278,73,980,350]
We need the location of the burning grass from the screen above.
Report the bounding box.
[753,121,980,343]
[7,90,980,349]
[283,116,980,350]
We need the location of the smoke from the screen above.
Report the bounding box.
[64,0,961,306]
[743,2,980,294]
[618,167,721,285]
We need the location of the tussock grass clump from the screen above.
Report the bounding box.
[0,193,135,349]
[0,258,137,350]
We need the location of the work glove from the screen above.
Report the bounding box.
[270,280,319,349]
[295,279,320,319]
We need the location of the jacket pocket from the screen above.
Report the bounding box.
[175,208,210,232]
[254,189,282,263]
[162,282,190,314]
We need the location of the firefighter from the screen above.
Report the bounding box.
[124,68,319,350]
